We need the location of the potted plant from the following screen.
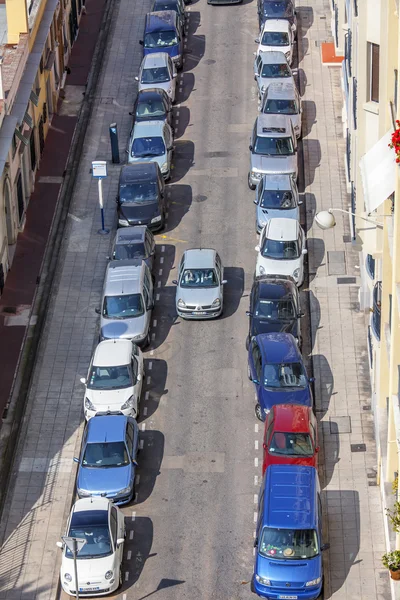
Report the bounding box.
[389,122,400,163]
[386,502,400,533]
[382,551,400,580]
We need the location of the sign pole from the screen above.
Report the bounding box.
[73,538,80,600]
[91,160,110,235]
[62,536,86,599]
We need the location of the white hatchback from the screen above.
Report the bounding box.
[57,496,125,597]
[255,218,307,285]
[81,339,144,420]
[255,19,294,65]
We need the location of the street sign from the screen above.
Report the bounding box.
[92,160,107,179]
[62,536,86,555]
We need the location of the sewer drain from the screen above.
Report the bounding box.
[337,277,356,284]
[351,443,366,452]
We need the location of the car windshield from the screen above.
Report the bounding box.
[114,242,146,260]
[137,98,166,119]
[144,30,178,48]
[255,299,295,320]
[82,441,130,468]
[141,67,170,84]
[263,1,293,17]
[260,190,295,209]
[263,362,308,389]
[67,511,112,559]
[154,1,180,13]
[87,365,133,390]
[264,99,298,115]
[120,182,157,203]
[261,31,290,46]
[261,63,291,78]
[269,432,314,456]
[259,527,319,560]
[261,238,300,259]
[254,135,294,155]
[180,268,218,288]
[132,136,165,158]
[103,294,144,319]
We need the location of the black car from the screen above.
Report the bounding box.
[116,162,166,231]
[132,88,173,128]
[246,275,303,349]
[152,0,186,26]
[110,226,156,270]
[257,0,297,32]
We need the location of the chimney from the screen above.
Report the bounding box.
[6,0,28,45]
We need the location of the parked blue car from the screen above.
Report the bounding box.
[253,465,329,599]
[74,415,139,505]
[248,332,313,421]
[140,11,184,69]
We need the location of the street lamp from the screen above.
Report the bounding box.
[314,207,390,230]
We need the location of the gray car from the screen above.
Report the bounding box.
[173,248,227,319]
[97,259,154,347]
[110,226,156,270]
[128,120,174,180]
[253,51,296,100]
[135,52,177,102]
[248,114,298,190]
[254,174,301,233]
[259,81,302,138]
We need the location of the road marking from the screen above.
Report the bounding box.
[139,439,144,450]
[157,280,161,288]
[132,511,136,521]
[153,319,157,327]
[68,213,82,222]
[159,234,188,243]
[135,474,140,485]
[160,257,164,264]
[254,475,258,486]
[255,440,259,450]
[161,245,165,252]
[147,376,151,385]
[166,211,169,218]
[143,406,148,416]
[135,492,139,502]
[176,110,180,117]
[123,594,127,600]
[254,494,258,504]
[142,423,146,432]
[254,424,259,433]
[254,511,257,523]
[159,268,163,276]
[145,391,149,401]
[156,293,160,301]
[179,87,183,93]
[149,362,153,370]
[167,190,171,197]
[151,332,155,341]
[253,547,256,556]
[125,572,129,581]
[254,457,258,468]
[127,550,132,560]
[129,530,134,540]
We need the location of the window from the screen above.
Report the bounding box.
[368,42,380,103]
[366,254,375,279]
[371,281,382,341]
[126,423,134,454]
[110,507,118,545]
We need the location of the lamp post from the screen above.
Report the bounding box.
[314,208,391,230]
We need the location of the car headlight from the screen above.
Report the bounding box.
[121,395,135,411]
[167,88,172,95]
[293,268,300,279]
[177,298,186,308]
[258,265,265,274]
[211,298,221,308]
[151,215,162,223]
[251,170,262,179]
[118,218,129,226]
[119,485,132,495]
[294,125,300,131]
[132,334,144,341]
[306,577,321,587]
[84,397,95,411]
[105,570,114,580]
[160,161,168,172]
[78,489,91,497]
[264,408,270,414]
[64,573,72,582]
[255,574,271,585]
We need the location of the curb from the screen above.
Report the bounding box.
[0,0,116,543]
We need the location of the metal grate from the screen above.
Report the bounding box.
[351,443,366,452]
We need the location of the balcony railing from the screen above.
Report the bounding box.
[371,281,382,341]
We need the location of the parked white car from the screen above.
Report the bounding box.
[255,19,294,65]
[81,339,144,420]
[57,496,125,597]
[135,52,177,102]
[255,218,307,285]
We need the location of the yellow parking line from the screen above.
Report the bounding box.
[156,234,188,244]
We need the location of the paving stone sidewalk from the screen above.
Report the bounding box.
[299,0,390,598]
[0,0,153,596]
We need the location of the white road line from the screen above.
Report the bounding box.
[166,212,169,218]
[143,406,148,416]
[254,511,258,523]
[127,550,132,560]
[129,530,134,540]
[145,391,149,401]
[123,594,127,600]
[254,475,258,486]
[253,547,256,556]
[147,376,151,385]
[157,281,161,288]
[183,58,186,64]
[141,423,146,431]
[179,87,183,93]
[160,256,164,264]
[176,110,180,117]
[162,245,165,252]
[254,530,257,538]
[254,494,258,504]
[254,423,259,433]
[132,511,136,521]
[150,349,154,356]
[149,362,153,370]
[136,474,141,485]
[156,293,160,301]
[125,572,129,582]
[159,269,163,276]
[135,492,139,502]
[151,332,155,341]
[139,439,144,450]
[254,457,259,468]
[153,319,157,327]
[255,440,259,450]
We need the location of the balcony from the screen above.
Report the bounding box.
[371,281,382,341]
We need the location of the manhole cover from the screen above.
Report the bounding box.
[329,416,351,434]
[351,443,366,452]
[337,277,356,284]
[204,59,216,65]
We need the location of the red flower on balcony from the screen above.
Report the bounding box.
[389,122,400,161]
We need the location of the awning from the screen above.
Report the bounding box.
[360,130,396,214]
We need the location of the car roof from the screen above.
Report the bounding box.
[133,120,165,137]
[259,50,289,65]
[256,277,297,300]
[266,81,297,100]
[260,173,293,190]
[262,18,291,32]
[72,496,111,514]
[266,217,299,241]
[184,248,216,268]
[262,0,292,5]
[115,226,147,245]
[263,465,317,529]
[141,52,170,68]
[93,339,133,366]
[120,163,158,183]
[86,415,128,443]
[104,260,144,296]
[146,11,177,29]
[256,114,292,136]
[257,332,300,363]
[137,88,169,101]
[272,404,311,432]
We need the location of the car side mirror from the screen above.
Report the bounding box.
[255,245,260,252]
[137,373,142,382]
[262,442,267,450]
[73,457,80,464]
[116,538,125,547]
[173,72,177,78]
[302,248,308,255]
[80,377,86,385]
[115,196,121,204]
[255,38,260,43]
[321,543,330,551]
[148,303,155,311]
[139,40,144,45]
[249,145,253,151]
[167,145,173,151]
[315,446,320,453]
[298,199,303,205]
[222,279,227,285]
[132,458,138,466]
[246,311,252,317]
[253,197,258,205]
[298,312,305,318]
[172,280,178,285]
[56,541,63,549]
[135,76,139,81]
[309,377,315,383]
[95,308,101,315]
[254,537,259,547]
[252,379,260,385]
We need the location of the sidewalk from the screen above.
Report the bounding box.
[0,0,106,419]
[299,1,391,598]
[0,0,152,595]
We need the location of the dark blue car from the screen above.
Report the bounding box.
[248,332,313,421]
[75,415,139,505]
[253,465,329,599]
[140,11,183,69]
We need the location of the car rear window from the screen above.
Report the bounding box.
[261,63,291,78]
[261,32,290,46]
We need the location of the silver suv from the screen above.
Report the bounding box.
[253,51,295,100]
[172,248,226,319]
[97,259,154,347]
[248,114,298,190]
[254,174,301,233]
[259,81,302,138]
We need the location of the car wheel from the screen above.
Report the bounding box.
[255,403,264,422]
[248,173,256,190]
[118,567,123,589]
[247,364,252,381]
[250,577,256,594]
